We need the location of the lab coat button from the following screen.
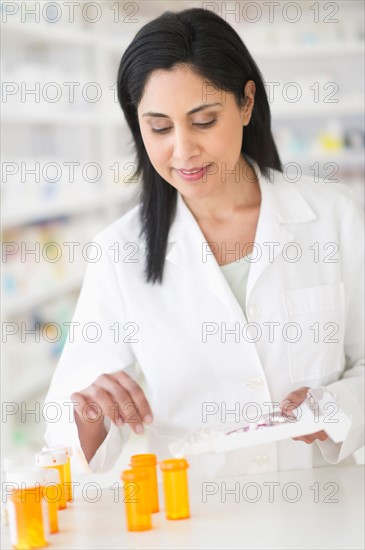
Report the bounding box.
[247,304,261,319]
[252,454,270,466]
[246,377,265,390]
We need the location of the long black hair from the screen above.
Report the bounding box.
[117,7,282,284]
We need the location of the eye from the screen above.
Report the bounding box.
[151,119,217,134]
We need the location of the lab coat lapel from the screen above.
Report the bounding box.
[244,172,294,304]
[246,165,316,303]
[245,201,291,305]
[165,191,243,316]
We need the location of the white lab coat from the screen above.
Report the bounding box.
[44,160,364,478]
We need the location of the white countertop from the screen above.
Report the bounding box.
[2,465,364,549]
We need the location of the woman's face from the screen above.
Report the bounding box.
[137,65,255,201]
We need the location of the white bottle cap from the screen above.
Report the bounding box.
[35,450,67,467]
[42,444,73,457]
[5,467,46,488]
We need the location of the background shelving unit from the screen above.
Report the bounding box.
[243,0,364,204]
[1,1,147,459]
[1,0,364,469]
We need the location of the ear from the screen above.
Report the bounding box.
[241,80,256,127]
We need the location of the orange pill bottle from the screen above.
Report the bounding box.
[7,468,48,549]
[35,451,67,510]
[130,454,159,513]
[42,445,73,502]
[160,458,190,520]
[120,469,152,531]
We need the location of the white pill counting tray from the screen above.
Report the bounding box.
[168,395,352,458]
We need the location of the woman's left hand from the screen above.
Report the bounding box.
[279,386,328,444]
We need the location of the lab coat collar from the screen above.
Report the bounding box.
[168,159,317,243]
[162,159,316,317]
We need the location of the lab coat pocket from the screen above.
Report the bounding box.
[282,282,345,383]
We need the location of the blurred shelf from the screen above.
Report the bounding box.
[3,272,84,319]
[2,112,125,126]
[5,17,363,58]
[252,41,364,59]
[1,188,138,230]
[4,21,363,57]
[2,196,106,229]
[278,151,365,167]
[272,100,364,118]
[7,362,58,402]
[2,20,135,52]
[2,20,98,46]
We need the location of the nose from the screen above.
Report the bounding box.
[172,126,201,161]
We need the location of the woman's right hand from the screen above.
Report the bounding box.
[71,371,153,435]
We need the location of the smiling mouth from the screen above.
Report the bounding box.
[179,168,202,174]
[175,164,213,173]
[174,164,213,182]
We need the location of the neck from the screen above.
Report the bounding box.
[181,156,261,223]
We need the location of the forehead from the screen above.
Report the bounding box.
[138,65,228,114]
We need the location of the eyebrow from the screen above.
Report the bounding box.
[142,102,223,118]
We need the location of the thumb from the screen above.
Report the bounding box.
[279,386,310,418]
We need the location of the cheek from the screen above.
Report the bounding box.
[212,122,242,158]
[143,135,170,167]
[221,125,244,166]
[225,121,243,148]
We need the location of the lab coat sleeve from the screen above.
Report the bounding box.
[43,232,137,474]
[316,192,365,463]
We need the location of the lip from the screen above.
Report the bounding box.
[175,164,212,182]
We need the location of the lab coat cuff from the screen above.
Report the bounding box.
[88,418,123,473]
[314,383,364,464]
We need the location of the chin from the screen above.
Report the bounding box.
[181,185,214,200]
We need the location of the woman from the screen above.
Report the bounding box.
[44,8,364,477]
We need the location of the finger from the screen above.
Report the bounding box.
[71,392,103,424]
[280,386,310,416]
[114,371,153,423]
[292,435,313,444]
[313,431,328,441]
[92,373,145,434]
[293,431,328,443]
[85,385,130,427]
[280,386,310,407]
[92,374,143,430]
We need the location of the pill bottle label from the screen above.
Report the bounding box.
[42,496,50,536]
[7,500,18,547]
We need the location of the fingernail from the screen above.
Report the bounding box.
[144,414,153,424]
[88,409,98,419]
[135,424,144,434]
